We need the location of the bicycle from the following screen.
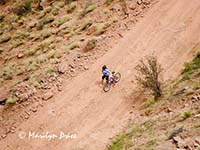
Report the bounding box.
[103,71,121,92]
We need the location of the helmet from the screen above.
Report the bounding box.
[102,65,107,70]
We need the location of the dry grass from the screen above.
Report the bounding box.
[28,74,41,87]
[40,29,56,40]
[2,65,14,80]
[77,19,93,32]
[0,34,11,43]
[78,4,96,19]
[67,1,77,13]
[37,15,55,30]
[6,97,17,105]
[67,41,80,50]
[51,7,59,16]
[55,16,71,27]
[94,23,111,36]
[12,40,24,48]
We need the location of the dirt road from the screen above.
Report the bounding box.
[1,0,200,149]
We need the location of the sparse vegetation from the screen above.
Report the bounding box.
[144,96,156,108]
[105,0,114,5]
[2,65,14,80]
[94,23,111,36]
[77,19,93,32]
[37,15,55,30]
[0,34,11,43]
[182,111,191,120]
[67,41,80,50]
[55,16,71,27]
[28,74,41,87]
[15,0,33,16]
[78,3,96,19]
[51,7,59,16]
[67,1,77,13]
[108,126,142,150]
[6,97,17,105]
[135,54,162,99]
[45,67,57,76]
[40,28,56,40]
[180,51,200,81]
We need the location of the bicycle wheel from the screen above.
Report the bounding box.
[103,83,111,92]
[114,72,121,83]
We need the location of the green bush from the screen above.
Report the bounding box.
[182,111,191,120]
[180,51,200,81]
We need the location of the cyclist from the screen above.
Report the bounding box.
[102,65,111,84]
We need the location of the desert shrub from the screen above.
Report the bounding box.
[15,0,33,16]
[83,39,97,52]
[14,30,28,40]
[67,1,77,13]
[77,19,93,32]
[51,7,59,16]
[37,15,55,30]
[78,4,96,19]
[6,97,17,105]
[36,54,48,63]
[16,65,26,75]
[58,1,65,8]
[135,54,162,99]
[40,29,56,39]
[29,33,40,41]
[0,34,11,43]
[38,11,46,19]
[94,23,111,36]
[54,50,64,58]
[182,111,191,120]
[105,0,114,5]
[12,40,24,48]
[39,38,54,49]
[67,41,80,50]
[144,96,156,108]
[28,74,41,87]
[26,60,40,71]
[26,46,40,56]
[44,6,52,13]
[45,67,56,75]
[55,16,71,27]
[46,50,56,59]
[2,66,14,80]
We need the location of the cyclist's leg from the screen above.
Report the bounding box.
[102,75,105,84]
[106,76,109,84]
